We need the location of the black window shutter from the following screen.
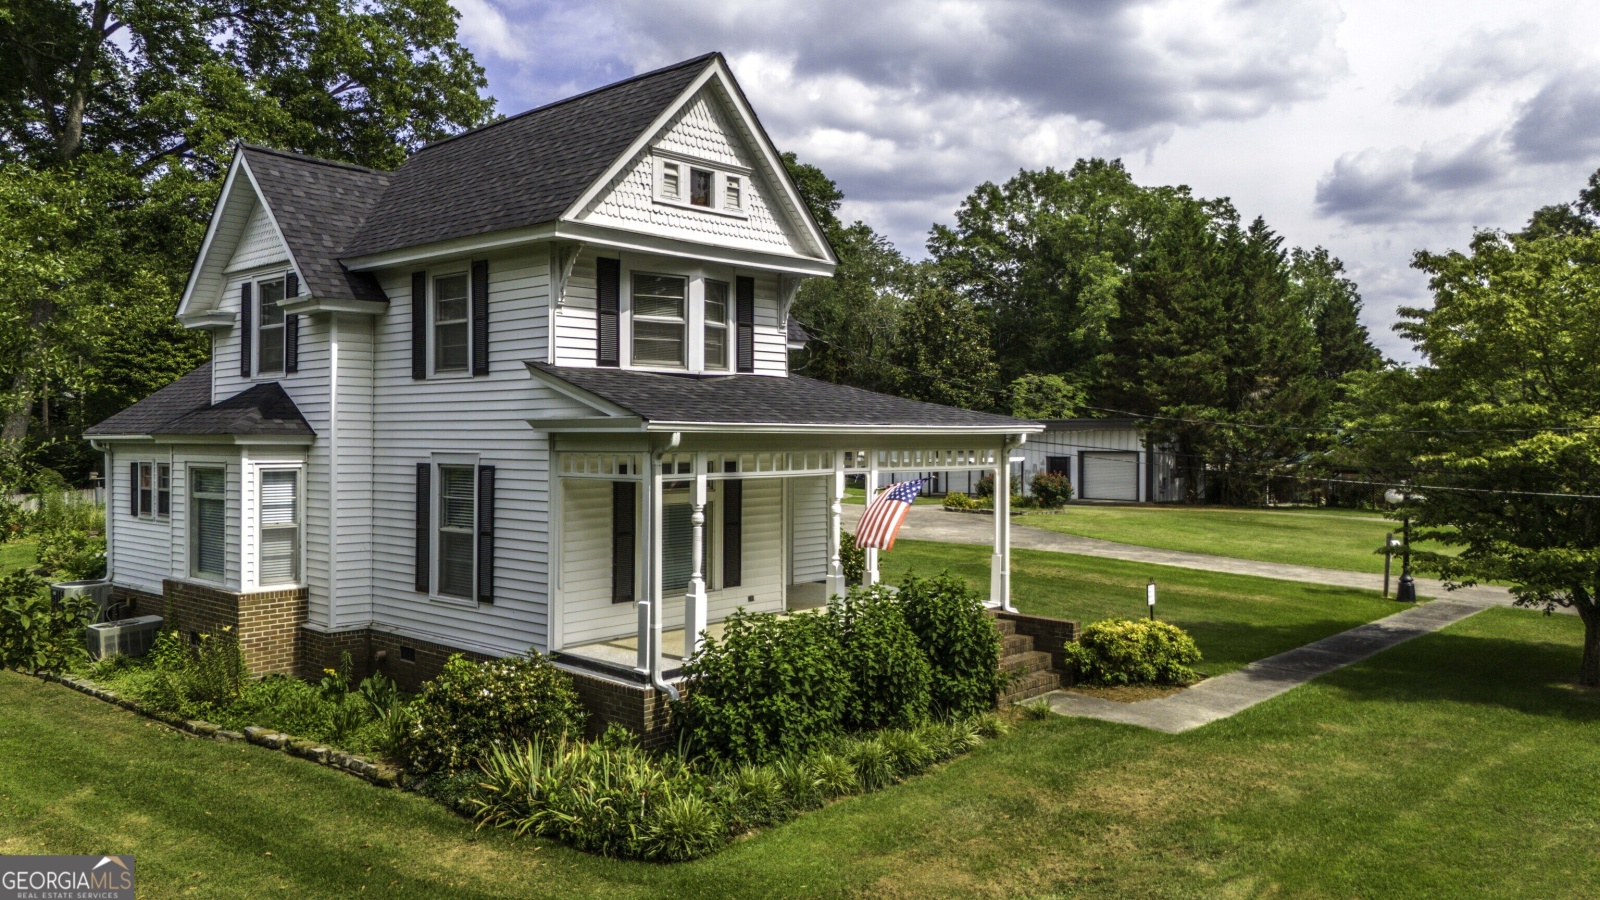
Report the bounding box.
[284,271,300,374]
[471,259,490,376]
[239,282,253,377]
[612,481,635,603]
[411,271,427,380]
[129,461,139,517]
[414,463,431,593]
[736,276,755,373]
[597,257,620,367]
[476,464,495,604]
[723,479,742,588]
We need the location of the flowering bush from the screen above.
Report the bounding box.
[401,651,587,774]
[1029,471,1074,508]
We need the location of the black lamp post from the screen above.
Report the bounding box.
[1385,489,1417,603]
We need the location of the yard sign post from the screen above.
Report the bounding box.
[1147,579,1156,621]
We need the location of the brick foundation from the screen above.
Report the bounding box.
[994,610,1079,675]
[111,580,308,677]
[560,666,677,748]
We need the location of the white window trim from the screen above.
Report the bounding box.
[256,465,303,589]
[703,278,732,372]
[430,268,473,378]
[650,152,750,219]
[189,464,228,584]
[620,257,742,375]
[628,270,691,371]
[430,455,479,607]
[255,275,287,378]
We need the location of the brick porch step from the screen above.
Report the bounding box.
[1002,632,1035,656]
[994,617,1017,636]
[1000,649,1053,677]
[1001,668,1062,704]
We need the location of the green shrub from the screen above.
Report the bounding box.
[838,530,866,586]
[974,472,995,498]
[643,789,726,862]
[27,477,106,580]
[404,651,587,774]
[1063,619,1202,685]
[0,570,94,673]
[844,736,897,791]
[896,572,1004,718]
[717,762,789,832]
[941,491,978,510]
[673,609,851,764]
[803,751,859,798]
[1029,471,1074,508]
[878,728,933,777]
[829,584,932,731]
[772,755,823,810]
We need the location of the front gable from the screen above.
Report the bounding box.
[567,61,834,266]
[177,152,304,325]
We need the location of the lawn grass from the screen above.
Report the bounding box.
[842,484,944,505]
[0,539,36,573]
[1015,504,1446,574]
[3,608,1596,897]
[879,539,1403,675]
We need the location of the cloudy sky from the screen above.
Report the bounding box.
[448,0,1600,360]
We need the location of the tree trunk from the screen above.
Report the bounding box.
[1580,603,1600,688]
[2,294,56,448]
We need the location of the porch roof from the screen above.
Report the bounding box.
[526,362,1040,433]
[85,362,315,440]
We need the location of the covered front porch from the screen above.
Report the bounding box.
[549,442,1024,679]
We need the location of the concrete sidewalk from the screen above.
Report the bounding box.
[845,504,1518,608]
[1040,597,1492,732]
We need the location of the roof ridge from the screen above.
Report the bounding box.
[408,52,721,157]
[238,143,391,176]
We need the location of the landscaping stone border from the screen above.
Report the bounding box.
[41,672,405,788]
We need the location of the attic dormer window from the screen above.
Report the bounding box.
[689,168,712,207]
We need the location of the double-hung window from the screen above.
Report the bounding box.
[631,273,687,367]
[134,462,170,518]
[191,467,226,580]
[437,465,476,599]
[704,279,730,370]
[434,273,470,373]
[258,469,300,586]
[257,278,286,375]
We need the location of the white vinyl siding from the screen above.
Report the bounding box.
[788,476,828,584]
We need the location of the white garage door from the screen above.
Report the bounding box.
[1081,452,1140,501]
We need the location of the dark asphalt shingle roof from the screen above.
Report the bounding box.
[240,147,391,305]
[85,362,315,438]
[343,54,715,258]
[527,362,1032,429]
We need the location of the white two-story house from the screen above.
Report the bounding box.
[86,53,1040,737]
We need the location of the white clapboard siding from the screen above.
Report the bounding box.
[224,201,290,273]
[554,248,788,376]
[559,476,785,648]
[788,475,828,584]
[367,247,584,657]
[580,87,807,257]
[330,314,377,628]
[109,446,244,593]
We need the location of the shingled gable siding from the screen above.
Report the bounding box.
[552,247,788,376]
[578,86,809,259]
[225,201,290,272]
[367,247,580,659]
[557,476,784,650]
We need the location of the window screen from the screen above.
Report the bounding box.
[191,467,226,579]
[434,273,470,373]
[437,465,476,598]
[259,469,299,585]
[631,273,687,367]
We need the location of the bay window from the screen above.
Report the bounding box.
[258,468,300,586]
[191,467,225,580]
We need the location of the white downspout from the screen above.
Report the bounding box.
[90,440,112,582]
[646,432,681,701]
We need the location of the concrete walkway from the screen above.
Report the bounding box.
[1040,596,1493,732]
[845,504,1518,608]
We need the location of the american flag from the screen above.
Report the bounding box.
[856,479,926,551]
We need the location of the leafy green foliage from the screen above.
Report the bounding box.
[1029,471,1074,508]
[673,609,851,764]
[1063,619,1202,686]
[828,584,932,731]
[402,652,586,774]
[1009,373,1085,419]
[839,529,866,586]
[897,573,1004,717]
[0,569,93,673]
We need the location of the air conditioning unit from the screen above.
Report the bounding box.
[88,615,164,660]
[51,579,114,621]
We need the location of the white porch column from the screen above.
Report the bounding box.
[826,452,848,599]
[634,461,654,672]
[684,452,708,658]
[990,441,1016,612]
[864,451,880,586]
